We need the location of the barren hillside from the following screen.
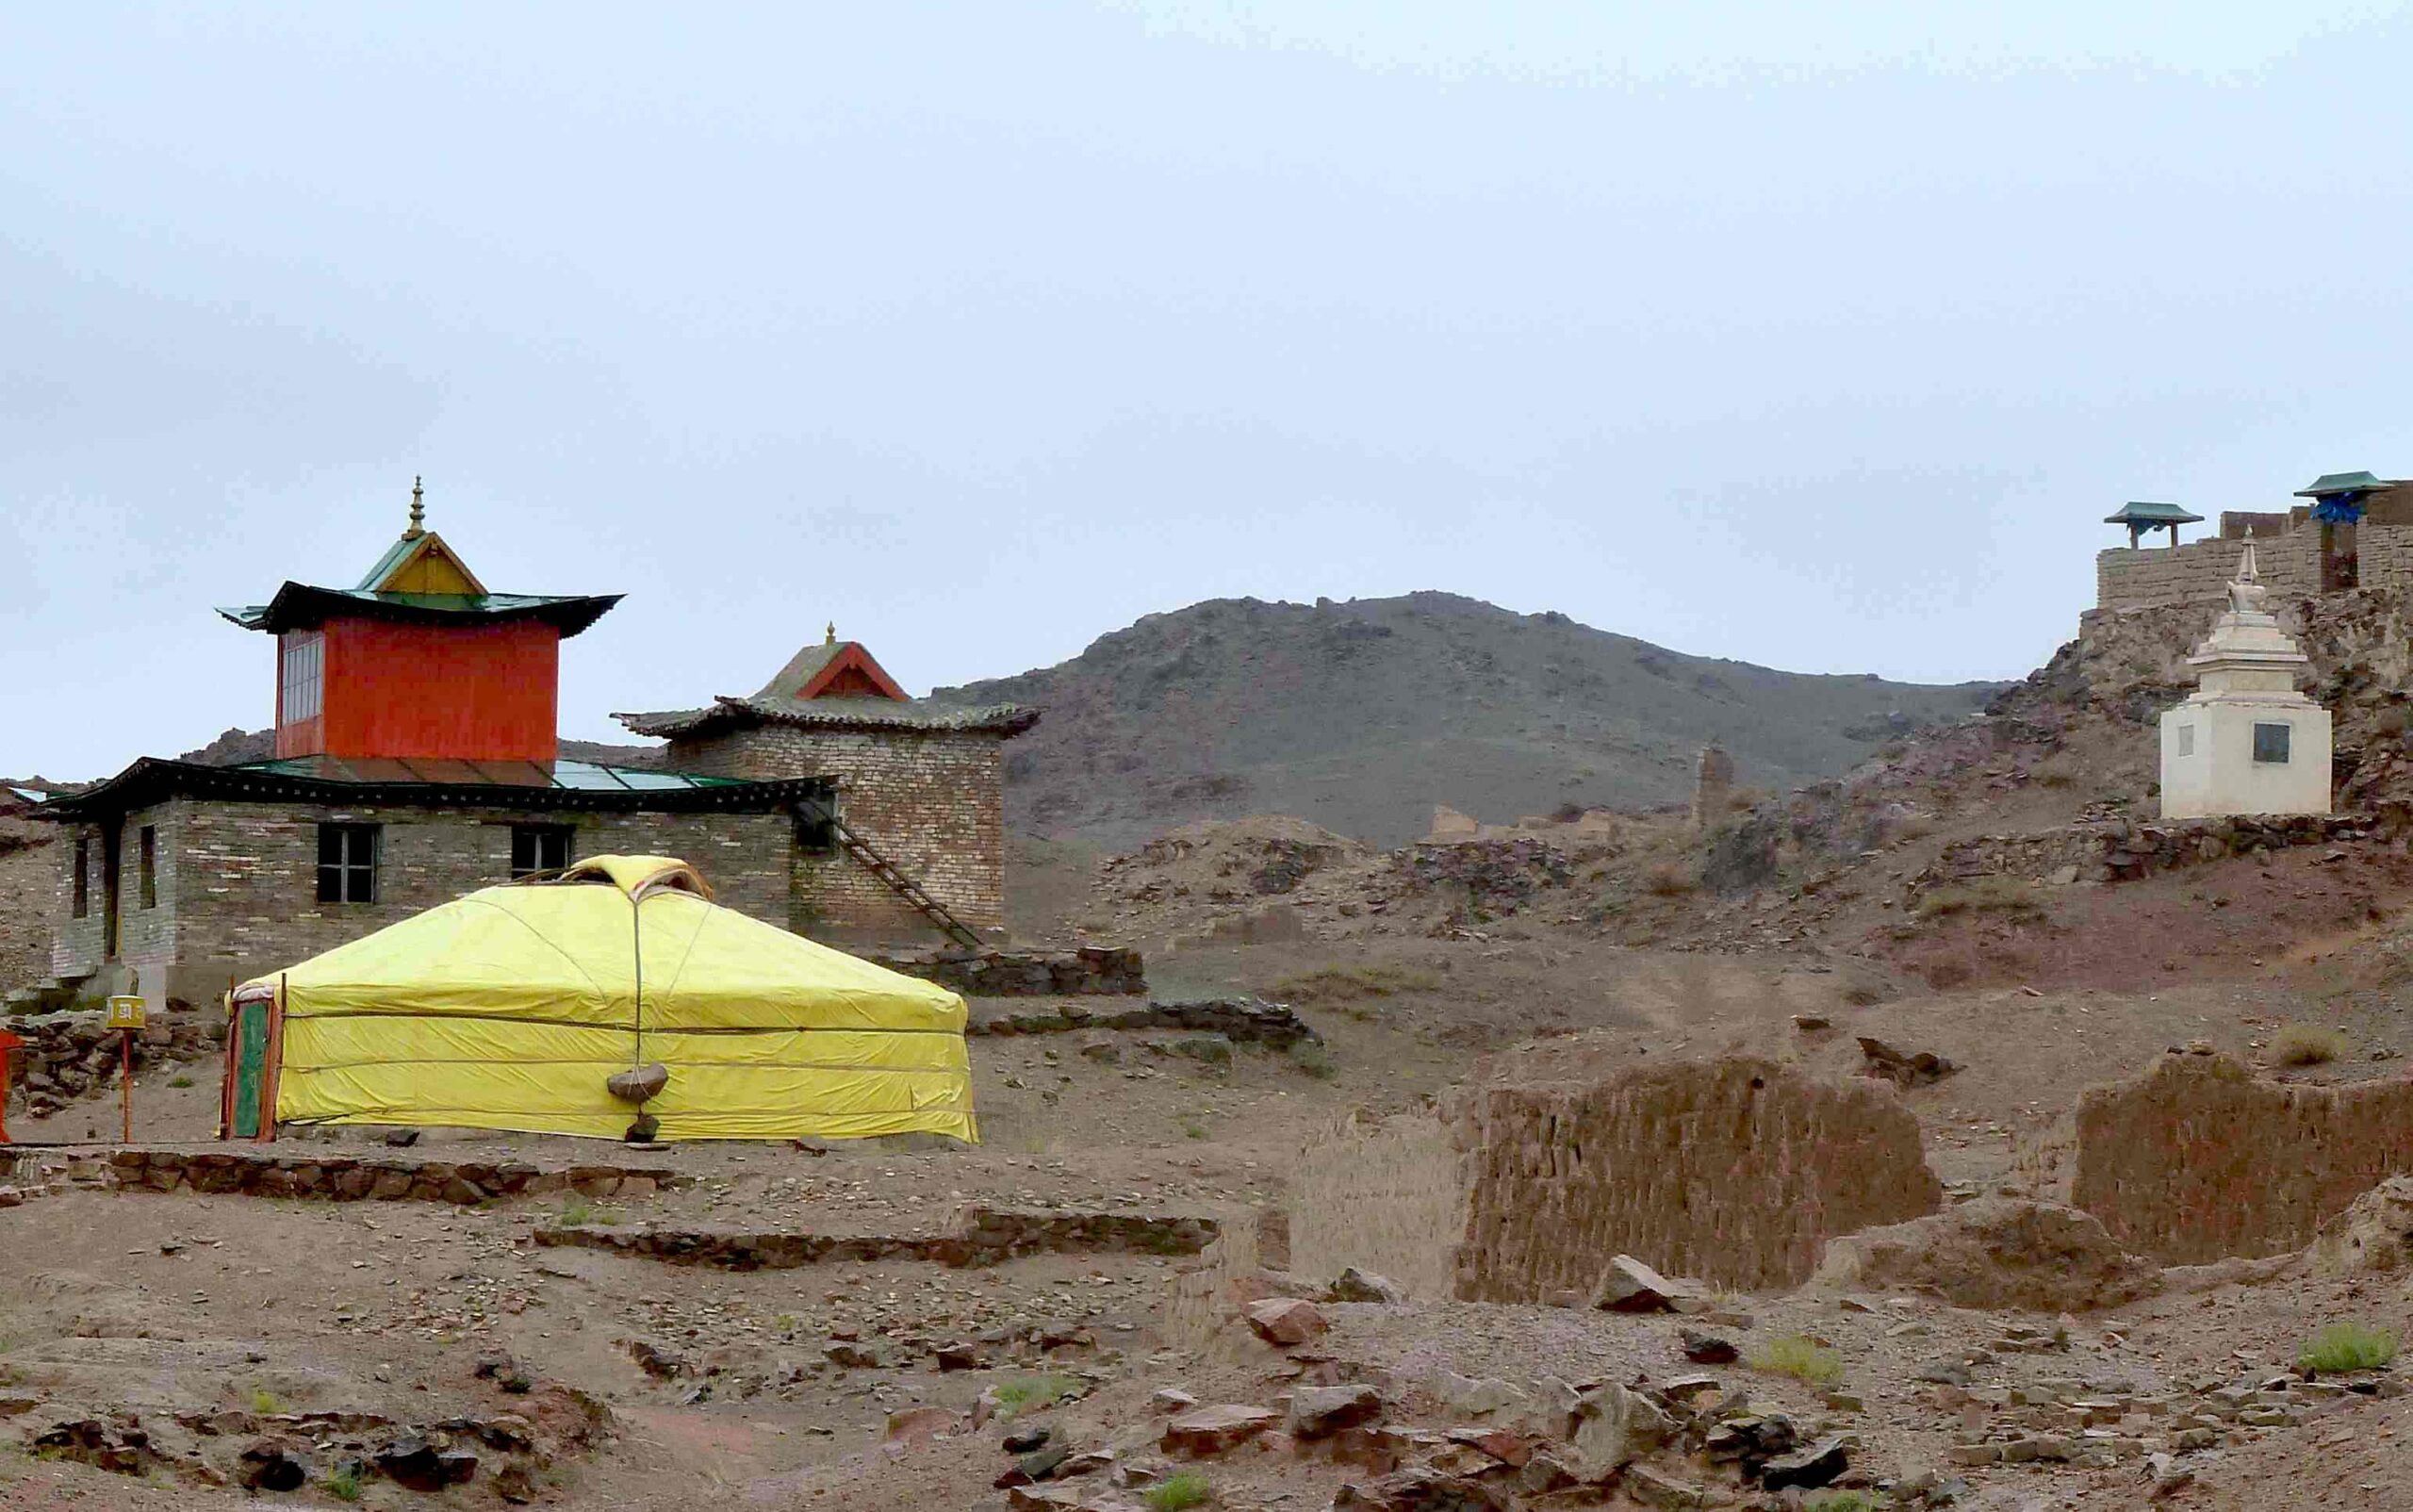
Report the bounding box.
[937,591,1997,849]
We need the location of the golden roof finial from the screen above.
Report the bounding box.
[403,476,426,540]
[826,620,838,645]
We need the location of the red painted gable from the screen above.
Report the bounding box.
[796,643,908,702]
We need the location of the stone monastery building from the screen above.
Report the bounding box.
[40,486,1035,1010]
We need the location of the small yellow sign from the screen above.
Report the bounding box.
[105,995,147,1030]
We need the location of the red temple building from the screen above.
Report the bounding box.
[34,484,1034,1011]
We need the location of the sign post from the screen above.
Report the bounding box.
[105,995,145,1144]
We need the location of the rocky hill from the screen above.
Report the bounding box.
[936,591,1998,848]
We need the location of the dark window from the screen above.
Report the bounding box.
[796,800,838,857]
[139,826,157,910]
[72,838,90,918]
[2253,722,2291,764]
[317,823,379,903]
[511,825,573,879]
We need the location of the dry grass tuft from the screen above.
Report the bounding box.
[1271,964,1442,1004]
[1641,862,1696,896]
[1914,875,2040,919]
[2272,1024,2352,1067]
[1289,1112,1464,1299]
[1748,1334,1843,1385]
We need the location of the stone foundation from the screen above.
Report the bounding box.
[100,1147,691,1204]
[969,995,1316,1047]
[533,1206,1216,1269]
[865,945,1145,997]
[1451,1058,1941,1297]
[1912,812,2391,899]
[5,1009,222,1117]
[2074,1052,2413,1264]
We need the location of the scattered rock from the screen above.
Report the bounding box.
[1811,1197,2162,1311]
[1150,1388,1197,1414]
[1680,1328,1739,1364]
[1591,1254,1695,1313]
[1244,1297,1329,1346]
[1002,1426,1052,1454]
[1759,1434,1848,1490]
[1563,1382,1672,1481]
[2312,1173,2413,1275]
[238,1437,309,1492]
[1161,1404,1281,1457]
[1289,1384,1384,1438]
[1858,1035,1959,1087]
[1325,1267,1406,1305]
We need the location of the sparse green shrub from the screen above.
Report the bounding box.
[1170,1036,1232,1066]
[326,1464,363,1502]
[2273,1024,2351,1067]
[1807,1492,1878,1512]
[1146,1471,1213,1511]
[250,1388,287,1416]
[1289,1041,1337,1080]
[1181,1120,1206,1140]
[560,1193,594,1225]
[591,1205,627,1226]
[991,1374,1079,1419]
[166,1076,195,1089]
[1748,1334,1843,1385]
[2301,1322,2397,1372]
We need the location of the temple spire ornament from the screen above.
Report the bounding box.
[403,476,426,541]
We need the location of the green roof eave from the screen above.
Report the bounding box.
[217,583,622,638]
[2296,471,2389,499]
[2103,501,2205,525]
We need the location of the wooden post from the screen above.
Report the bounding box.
[120,1027,133,1144]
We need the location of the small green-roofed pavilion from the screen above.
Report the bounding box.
[2294,470,2388,499]
[2104,501,2204,549]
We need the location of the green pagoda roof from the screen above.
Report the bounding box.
[2295,471,2389,499]
[217,583,621,637]
[2103,501,2204,525]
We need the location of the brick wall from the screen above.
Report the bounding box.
[2095,528,2319,611]
[92,798,792,1008]
[666,726,1006,939]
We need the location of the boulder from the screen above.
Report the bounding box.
[1289,1384,1384,1438]
[1562,1383,1672,1482]
[1161,1404,1281,1457]
[2312,1175,2413,1275]
[1325,1267,1407,1305]
[1858,1036,1958,1088]
[1809,1197,2162,1312]
[1760,1435,1848,1490]
[1244,1297,1329,1346]
[1680,1328,1739,1364]
[238,1437,308,1492]
[1590,1254,1696,1313]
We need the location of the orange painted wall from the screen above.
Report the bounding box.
[278,617,561,762]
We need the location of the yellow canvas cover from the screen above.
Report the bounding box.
[237,855,975,1142]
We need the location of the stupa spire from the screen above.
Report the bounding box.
[403,476,426,541]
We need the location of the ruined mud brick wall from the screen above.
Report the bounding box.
[866,945,1145,997]
[62,798,793,1009]
[2095,528,2318,611]
[665,726,1006,940]
[970,996,1314,1047]
[2074,1052,2413,1264]
[1912,812,2387,898]
[1452,1058,1941,1296]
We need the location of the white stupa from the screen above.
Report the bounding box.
[2159,544,2331,819]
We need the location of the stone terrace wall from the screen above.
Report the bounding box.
[2074,1052,2413,1264]
[7,1009,221,1119]
[2096,528,2318,611]
[865,945,1145,997]
[105,1147,691,1204]
[1451,1058,1941,1297]
[1912,812,2391,898]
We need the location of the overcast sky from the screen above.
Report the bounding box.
[6,3,2408,780]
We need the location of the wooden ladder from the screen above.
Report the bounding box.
[828,814,983,950]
